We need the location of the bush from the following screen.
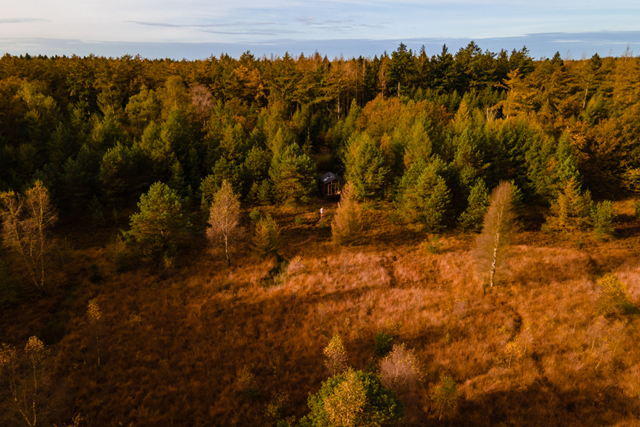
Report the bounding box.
[88,264,103,283]
[591,200,617,239]
[375,331,394,357]
[595,274,636,316]
[426,234,443,254]
[0,261,19,308]
[106,234,130,272]
[635,199,640,219]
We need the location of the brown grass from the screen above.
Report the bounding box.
[2,201,640,426]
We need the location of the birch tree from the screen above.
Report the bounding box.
[0,181,57,294]
[474,181,517,291]
[206,180,241,267]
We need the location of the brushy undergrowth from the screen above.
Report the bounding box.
[2,202,640,426]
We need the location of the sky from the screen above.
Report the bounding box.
[1,0,639,59]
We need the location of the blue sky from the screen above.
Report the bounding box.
[1,0,639,59]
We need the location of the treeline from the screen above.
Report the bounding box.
[0,42,639,231]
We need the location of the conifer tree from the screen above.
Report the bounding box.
[269,143,315,205]
[591,200,617,240]
[125,182,191,262]
[125,85,161,135]
[331,182,362,246]
[397,158,450,232]
[474,181,517,290]
[546,176,592,233]
[344,133,389,201]
[199,174,218,217]
[458,179,490,231]
[206,180,241,267]
[253,213,279,256]
[168,160,188,198]
[257,179,272,206]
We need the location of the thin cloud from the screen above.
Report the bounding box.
[296,17,316,24]
[198,28,301,36]
[128,21,183,28]
[129,20,276,29]
[0,18,48,24]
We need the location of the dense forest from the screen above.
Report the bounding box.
[2,42,640,426]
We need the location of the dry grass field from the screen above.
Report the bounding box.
[2,200,640,426]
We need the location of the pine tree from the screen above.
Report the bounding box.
[344,133,389,201]
[546,176,592,233]
[253,213,279,256]
[168,160,188,198]
[397,158,450,232]
[124,182,191,262]
[591,200,617,240]
[331,182,362,246]
[257,179,272,205]
[474,181,517,290]
[458,179,490,231]
[269,143,315,205]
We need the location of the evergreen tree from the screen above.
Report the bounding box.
[332,182,362,246]
[211,157,243,195]
[344,133,389,201]
[168,160,188,198]
[458,179,490,231]
[546,177,592,233]
[99,142,149,204]
[48,122,75,172]
[269,143,315,205]
[387,42,415,96]
[124,182,192,262]
[397,158,450,232]
[89,110,130,155]
[199,174,218,217]
[60,144,100,208]
[139,121,175,181]
[591,200,617,240]
[125,85,161,136]
[253,213,279,256]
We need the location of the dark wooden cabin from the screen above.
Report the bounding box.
[319,172,342,197]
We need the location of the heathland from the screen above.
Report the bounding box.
[1,43,640,426]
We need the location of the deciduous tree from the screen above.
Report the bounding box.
[206,180,241,267]
[0,181,57,294]
[474,181,517,290]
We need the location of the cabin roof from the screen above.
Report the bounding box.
[320,172,341,184]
